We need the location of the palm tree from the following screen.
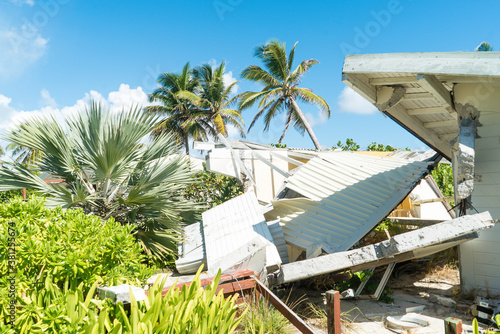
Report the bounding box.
[0,102,200,258]
[239,40,330,149]
[193,62,245,138]
[146,63,214,154]
[476,41,494,51]
[6,143,42,166]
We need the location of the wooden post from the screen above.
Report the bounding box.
[444,317,462,334]
[326,290,341,334]
[23,188,27,200]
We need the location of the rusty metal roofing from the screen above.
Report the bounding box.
[267,151,438,254]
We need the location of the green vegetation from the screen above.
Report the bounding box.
[1,255,243,333]
[184,166,243,209]
[333,138,404,151]
[239,299,292,334]
[476,41,494,51]
[0,197,155,292]
[146,62,245,154]
[334,138,360,151]
[431,163,454,198]
[239,40,330,149]
[0,103,200,258]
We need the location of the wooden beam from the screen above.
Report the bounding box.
[251,151,290,178]
[277,212,493,284]
[254,278,315,334]
[417,74,455,109]
[423,120,457,129]
[269,151,304,166]
[369,76,418,85]
[439,133,458,141]
[403,92,435,100]
[342,73,376,103]
[384,103,452,158]
[407,107,454,116]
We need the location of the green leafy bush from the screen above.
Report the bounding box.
[2,267,244,333]
[0,197,156,294]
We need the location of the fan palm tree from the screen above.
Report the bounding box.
[0,102,200,258]
[146,63,214,154]
[239,40,330,149]
[192,62,245,138]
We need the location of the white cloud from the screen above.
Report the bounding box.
[39,89,57,108]
[305,111,329,127]
[0,85,152,133]
[222,71,239,95]
[8,0,35,6]
[108,84,149,112]
[337,87,378,115]
[0,27,48,77]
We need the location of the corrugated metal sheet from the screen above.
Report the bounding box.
[175,222,206,274]
[268,152,436,254]
[202,191,281,274]
[266,219,289,264]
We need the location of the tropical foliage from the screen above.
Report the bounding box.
[147,62,245,154]
[431,163,454,198]
[0,103,200,258]
[476,41,494,51]
[0,197,156,292]
[334,138,360,151]
[239,40,330,149]
[1,240,243,333]
[184,165,243,209]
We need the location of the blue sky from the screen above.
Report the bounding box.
[0,0,498,152]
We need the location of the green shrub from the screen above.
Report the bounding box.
[2,267,244,333]
[0,197,156,296]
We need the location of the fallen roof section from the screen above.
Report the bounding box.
[201,191,281,276]
[276,211,495,284]
[266,151,440,254]
[175,222,206,275]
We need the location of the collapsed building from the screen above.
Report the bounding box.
[175,139,494,292]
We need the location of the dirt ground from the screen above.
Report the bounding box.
[283,260,479,334]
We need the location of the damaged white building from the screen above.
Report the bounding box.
[342,51,500,295]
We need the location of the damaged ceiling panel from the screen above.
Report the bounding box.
[267,152,440,255]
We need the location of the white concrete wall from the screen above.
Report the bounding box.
[460,111,500,296]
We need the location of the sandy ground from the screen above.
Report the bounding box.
[285,261,479,334]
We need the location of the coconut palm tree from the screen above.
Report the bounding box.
[239,40,330,149]
[192,62,245,138]
[0,102,200,258]
[146,63,215,154]
[6,143,42,166]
